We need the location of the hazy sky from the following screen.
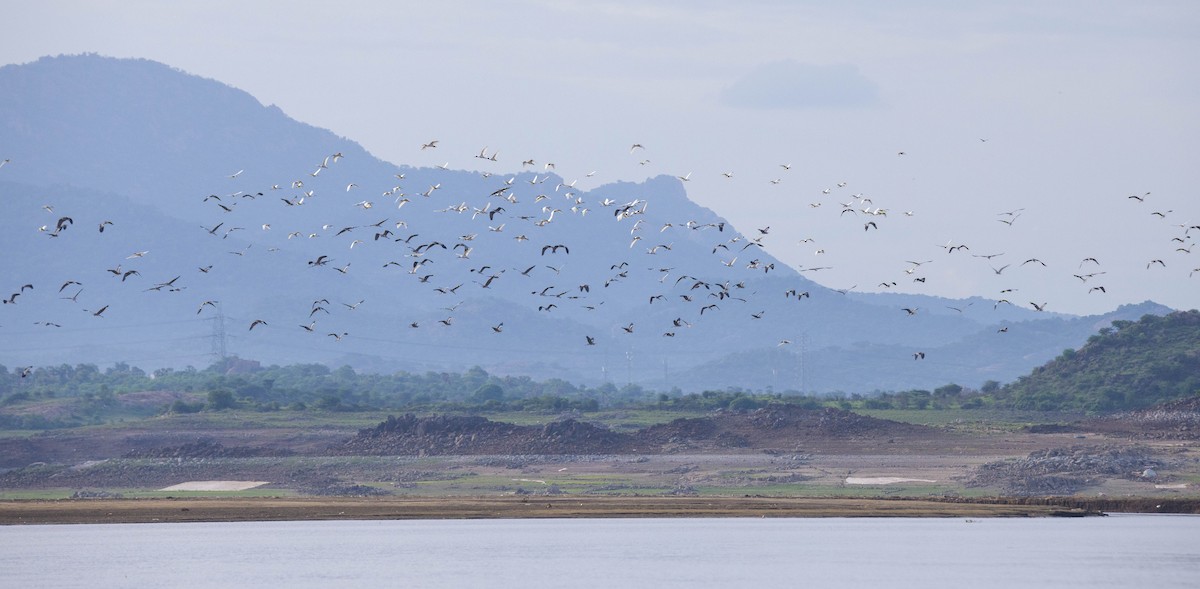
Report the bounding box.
[3,1,1197,315]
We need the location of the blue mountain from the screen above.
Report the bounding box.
[0,55,1173,392]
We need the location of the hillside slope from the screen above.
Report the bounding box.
[998,311,1200,411]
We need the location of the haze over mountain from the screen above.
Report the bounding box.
[0,55,1181,392]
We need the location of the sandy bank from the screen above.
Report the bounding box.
[159,481,270,491]
[0,496,1089,525]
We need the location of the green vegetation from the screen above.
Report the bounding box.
[1,310,1196,430]
[995,310,1200,411]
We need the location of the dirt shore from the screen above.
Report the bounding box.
[0,496,1105,525]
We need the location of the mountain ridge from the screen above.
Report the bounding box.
[0,54,1179,392]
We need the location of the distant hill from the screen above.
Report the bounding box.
[0,54,1181,393]
[997,310,1200,411]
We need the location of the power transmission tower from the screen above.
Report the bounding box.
[209,305,227,363]
[798,333,808,394]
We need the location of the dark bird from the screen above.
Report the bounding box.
[913,352,925,360]
[586,335,596,345]
[541,244,569,255]
[146,276,180,291]
[90,305,109,317]
[249,319,267,330]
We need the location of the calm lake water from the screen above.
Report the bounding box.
[2,515,1197,588]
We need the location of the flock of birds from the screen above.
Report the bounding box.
[2,139,1197,375]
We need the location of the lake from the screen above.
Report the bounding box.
[2,515,1197,588]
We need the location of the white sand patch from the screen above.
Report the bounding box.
[160,481,270,491]
[1154,483,1188,489]
[845,477,937,485]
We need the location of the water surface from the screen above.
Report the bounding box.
[2,515,1196,588]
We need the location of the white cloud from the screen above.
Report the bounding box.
[721,60,879,109]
